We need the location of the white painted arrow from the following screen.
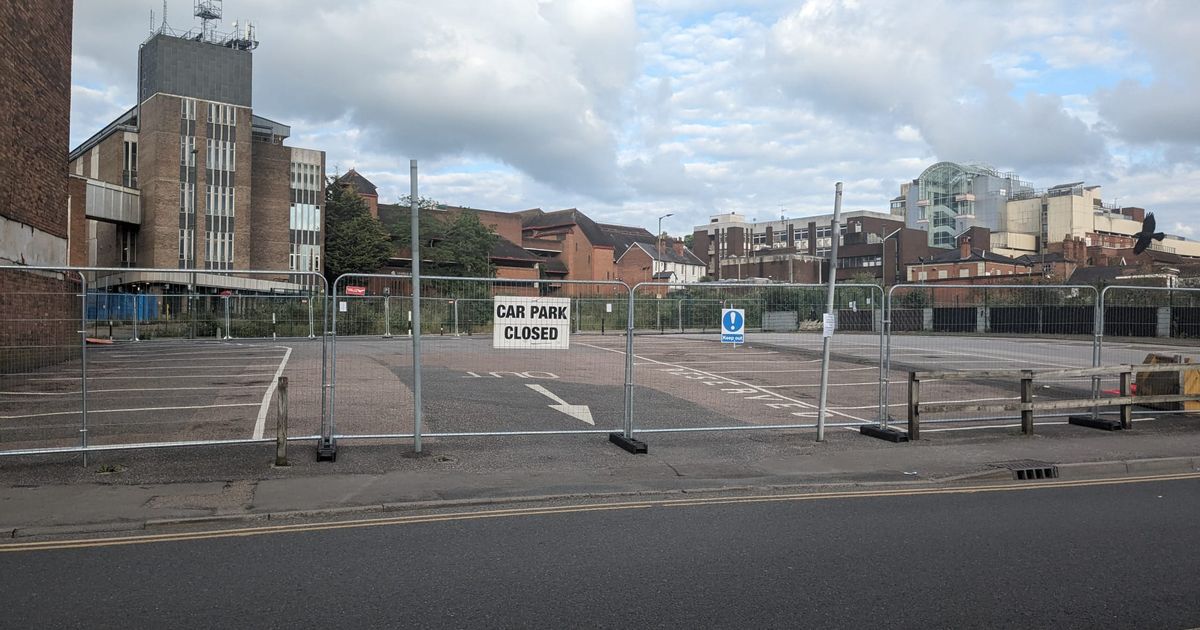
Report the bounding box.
[525,384,594,425]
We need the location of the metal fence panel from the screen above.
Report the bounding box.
[1099,286,1200,416]
[1,266,327,457]
[627,282,885,435]
[326,275,630,449]
[0,268,84,453]
[885,283,1100,426]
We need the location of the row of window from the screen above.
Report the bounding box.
[207,139,236,172]
[290,161,322,191]
[289,243,321,273]
[206,231,234,270]
[290,203,321,233]
[208,102,238,127]
[206,184,236,218]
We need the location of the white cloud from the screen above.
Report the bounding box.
[67,0,1200,238]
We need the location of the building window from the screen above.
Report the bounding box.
[816,226,831,238]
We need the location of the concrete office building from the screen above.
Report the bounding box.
[67,9,325,294]
[901,161,1200,259]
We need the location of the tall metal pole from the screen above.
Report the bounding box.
[410,160,423,453]
[190,147,198,340]
[78,271,89,467]
[816,182,843,442]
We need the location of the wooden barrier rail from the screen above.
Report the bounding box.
[907,363,1200,440]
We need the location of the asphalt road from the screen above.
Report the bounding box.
[3,475,1199,629]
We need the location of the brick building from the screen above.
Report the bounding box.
[67,22,325,295]
[0,0,78,373]
[335,169,379,219]
[695,210,930,286]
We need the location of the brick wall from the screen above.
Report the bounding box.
[0,270,81,374]
[249,141,291,275]
[67,176,88,265]
[0,0,73,240]
[137,94,182,268]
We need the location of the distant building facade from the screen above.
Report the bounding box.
[67,24,325,294]
[692,210,930,285]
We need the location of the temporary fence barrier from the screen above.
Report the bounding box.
[1098,285,1200,418]
[0,265,327,459]
[323,274,632,457]
[884,283,1100,427]
[626,282,886,436]
[6,263,1200,462]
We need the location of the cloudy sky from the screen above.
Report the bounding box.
[70,0,1200,237]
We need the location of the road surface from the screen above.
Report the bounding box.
[3,474,1199,628]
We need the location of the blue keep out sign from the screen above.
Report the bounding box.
[721,308,745,344]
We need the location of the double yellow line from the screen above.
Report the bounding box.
[3,471,1198,554]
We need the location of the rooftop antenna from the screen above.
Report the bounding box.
[195,0,222,42]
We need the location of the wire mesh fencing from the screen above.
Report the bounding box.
[325,275,631,450]
[0,267,85,453]
[885,283,1100,428]
[0,266,327,456]
[1099,286,1200,418]
[625,282,885,435]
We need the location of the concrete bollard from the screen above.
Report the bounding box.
[275,376,289,467]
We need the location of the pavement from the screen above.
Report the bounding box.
[3,414,1200,538]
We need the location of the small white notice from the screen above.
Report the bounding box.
[338,301,348,313]
[493,296,571,349]
[822,313,836,338]
[606,303,613,313]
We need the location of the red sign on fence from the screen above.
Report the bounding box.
[345,285,367,296]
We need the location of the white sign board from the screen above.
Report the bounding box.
[338,301,347,313]
[493,296,571,350]
[721,308,745,344]
[822,313,837,338]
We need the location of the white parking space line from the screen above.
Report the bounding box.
[31,374,277,381]
[253,346,292,440]
[0,402,261,420]
[581,342,866,422]
[712,367,876,374]
[87,356,286,365]
[675,359,819,365]
[757,382,884,388]
[3,365,283,376]
[0,386,272,397]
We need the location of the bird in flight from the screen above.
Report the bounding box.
[1133,212,1165,255]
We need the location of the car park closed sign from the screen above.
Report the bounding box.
[493,296,571,349]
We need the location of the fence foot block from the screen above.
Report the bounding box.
[609,433,648,454]
[1068,415,1123,431]
[316,439,337,461]
[859,424,909,442]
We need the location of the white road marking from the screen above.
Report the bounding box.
[0,386,265,397]
[3,365,283,376]
[757,382,885,388]
[0,403,260,420]
[525,384,594,425]
[581,343,865,422]
[253,346,293,440]
[712,366,876,374]
[31,374,276,381]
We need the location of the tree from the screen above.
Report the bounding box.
[323,181,392,284]
[386,199,499,278]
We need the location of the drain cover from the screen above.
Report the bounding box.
[991,459,1060,481]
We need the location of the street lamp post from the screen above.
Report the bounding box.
[657,212,674,279]
[880,227,902,289]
